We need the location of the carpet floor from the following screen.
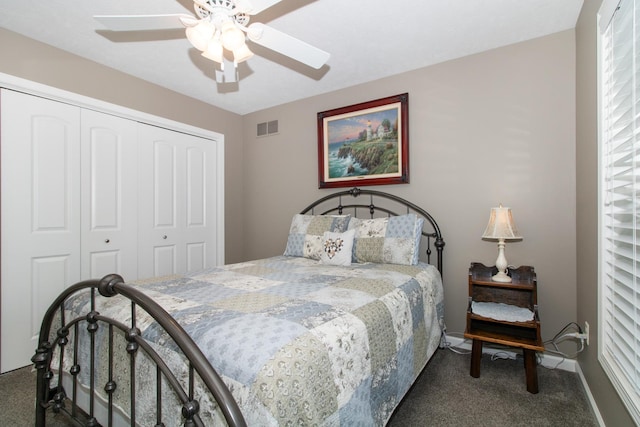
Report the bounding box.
[388,348,599,426]
[0,348,598,426]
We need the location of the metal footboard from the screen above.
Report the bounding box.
[32,274,246,427]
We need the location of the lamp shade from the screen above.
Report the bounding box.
[233,43,254,63]
[186,21,216,52]
[482,205,521,240]
[221,21,246,51]
[202,38,224,63]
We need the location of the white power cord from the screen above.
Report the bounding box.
[440,329,472,355]
[544,322,586,359]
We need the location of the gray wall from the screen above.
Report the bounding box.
[576,0,635,425]
[242,30,577,347]
[0,28,247,265]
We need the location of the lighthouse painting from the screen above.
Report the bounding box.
[317,93,409,189]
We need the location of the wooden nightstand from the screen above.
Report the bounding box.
[464,262,544,393]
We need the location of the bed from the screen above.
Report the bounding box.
[32,187,445,426]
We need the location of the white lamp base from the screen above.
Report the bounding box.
[492,270,512,282]
[492,238,512,282]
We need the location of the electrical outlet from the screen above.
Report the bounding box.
[585,321,590,346]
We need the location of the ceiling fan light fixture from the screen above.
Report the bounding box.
[233,43,254,63]
[221,21,246,51]
[94,0,332,80]
[202,38,224,63]
[186,21,215,51]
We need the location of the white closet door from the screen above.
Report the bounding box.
[80,110,138,280]
[1,90,81,372]
[137,124,217,279]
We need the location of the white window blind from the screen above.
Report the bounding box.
[599,0,640,423]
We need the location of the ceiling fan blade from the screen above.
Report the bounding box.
[94,14,193,31]
[247,23,330,69]
[235,0,284,15]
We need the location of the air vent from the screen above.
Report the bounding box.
[257,120,279,137]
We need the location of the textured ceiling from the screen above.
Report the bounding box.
[0,0,584,115]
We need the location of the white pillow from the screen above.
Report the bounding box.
[319,229,355,266]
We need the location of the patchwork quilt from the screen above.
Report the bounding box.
[61,256,444,426]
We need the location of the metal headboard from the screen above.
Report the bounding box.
[300,187,445,277]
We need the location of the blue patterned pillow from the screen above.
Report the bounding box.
[283,214,351,259]
[348,213,424,265]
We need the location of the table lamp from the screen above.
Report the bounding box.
[482,204,522,282]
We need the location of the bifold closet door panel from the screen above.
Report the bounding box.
[1,89,81,372]
[80,109,139,281]
[183,142,213,271]
[137,124,217,280]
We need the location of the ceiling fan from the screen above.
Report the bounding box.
[94,0,330,82]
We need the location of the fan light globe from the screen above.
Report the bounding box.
[233,44,254,63]
[221,22,246,51]
[202,38,224,63]
[186,21,215,51]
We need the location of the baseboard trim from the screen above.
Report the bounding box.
[575,363,606,427]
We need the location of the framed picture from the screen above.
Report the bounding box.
[317,93,409,189]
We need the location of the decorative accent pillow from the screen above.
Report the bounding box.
[320,229,355,266]
[348,213,424,265]
[283,214,351,260]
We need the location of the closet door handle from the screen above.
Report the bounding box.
[105,239,110,244]
[162,235,168,240]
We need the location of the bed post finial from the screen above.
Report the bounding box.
[98,274,125,297]
[349,187,361,197]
